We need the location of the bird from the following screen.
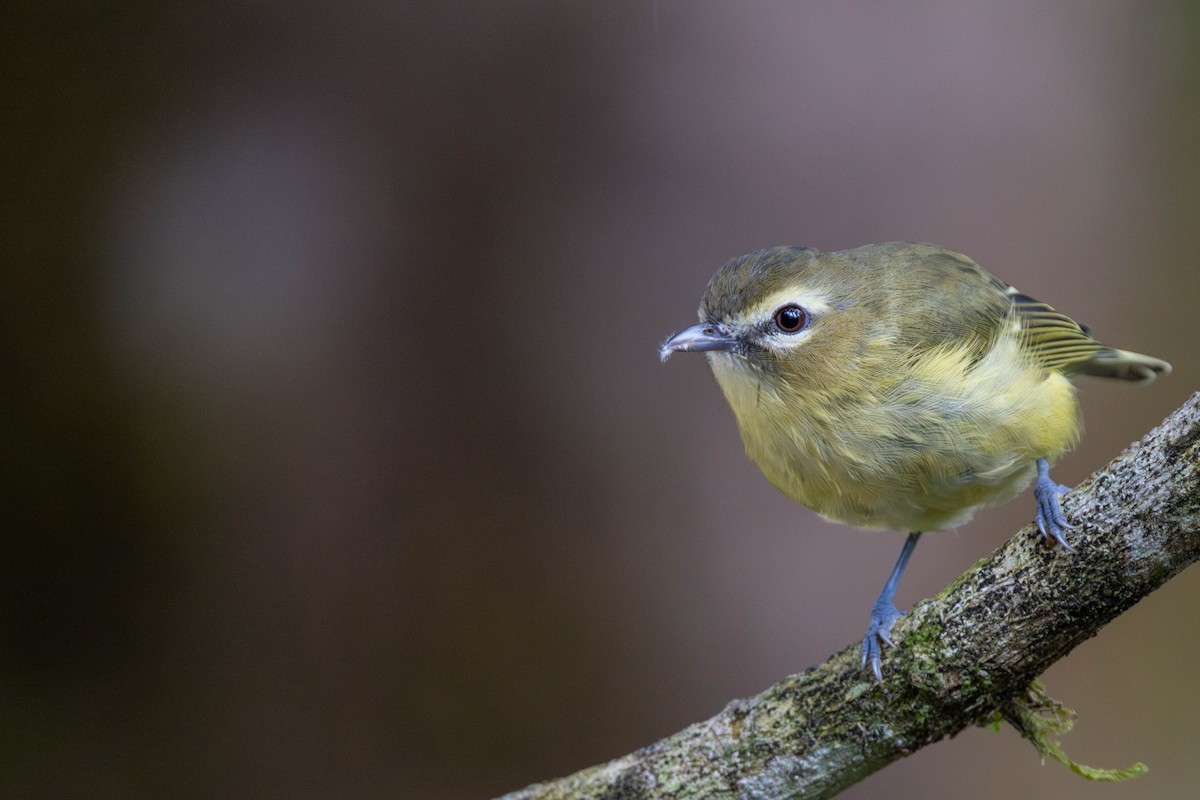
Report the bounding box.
[659,242,1171,681]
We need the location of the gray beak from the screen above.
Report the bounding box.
[660,322,737,363]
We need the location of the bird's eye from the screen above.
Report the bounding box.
[773,304,807,333]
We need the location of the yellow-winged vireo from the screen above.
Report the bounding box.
[660,242,1170,681]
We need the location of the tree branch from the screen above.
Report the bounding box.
[497,392,1200,800]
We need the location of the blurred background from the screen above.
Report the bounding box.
[4,2,1199,798]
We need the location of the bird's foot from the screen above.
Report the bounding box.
[1034,462,1075,551]
[861,599,905,683]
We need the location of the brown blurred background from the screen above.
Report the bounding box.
[4,2,1199,798]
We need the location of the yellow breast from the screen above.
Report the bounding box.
[707,327,1080,532]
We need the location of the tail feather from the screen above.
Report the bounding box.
[1078,348,1172,384]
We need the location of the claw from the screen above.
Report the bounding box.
[861,599,904,682]
[860,532,921,682]
[1034,458,1075,551]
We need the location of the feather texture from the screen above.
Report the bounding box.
[696,242,1169,532]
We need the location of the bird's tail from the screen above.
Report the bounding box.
[1078,348,1172,384]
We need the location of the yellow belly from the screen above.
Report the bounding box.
[708,335,1080,532]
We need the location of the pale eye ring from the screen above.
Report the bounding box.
[773,304,807,333]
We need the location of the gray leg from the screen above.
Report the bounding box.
[861,531,921,682]
[1033,457,1075,550]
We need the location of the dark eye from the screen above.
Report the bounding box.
[773,304,807,333]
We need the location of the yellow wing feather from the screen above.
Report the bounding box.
[1008,290,1169,383]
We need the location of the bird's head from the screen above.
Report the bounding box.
[661,247,875,396]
